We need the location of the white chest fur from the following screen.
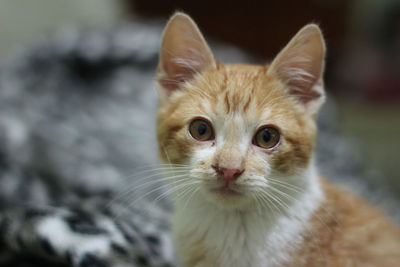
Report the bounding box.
[173,167,323,267]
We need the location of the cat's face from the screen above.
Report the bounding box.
[156,13,325,210]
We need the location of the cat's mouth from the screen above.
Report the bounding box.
[203,182,251,208]
[209,185,242,196]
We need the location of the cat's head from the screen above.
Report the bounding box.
[156,13,325,210]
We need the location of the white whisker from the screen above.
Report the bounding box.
[153,180,200,205]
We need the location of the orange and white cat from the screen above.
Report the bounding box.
[155,13,400,267]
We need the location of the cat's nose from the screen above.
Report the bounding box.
[212,165,244,181]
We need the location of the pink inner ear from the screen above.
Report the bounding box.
[157,13,215,97]
[267,24,325,114]
[289,85,322,105]
[284,61,322,104]
[159,59,198,93]
[159,46,212,94]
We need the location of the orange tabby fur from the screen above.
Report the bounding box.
[156,13,400,266]
[291,179,400,266]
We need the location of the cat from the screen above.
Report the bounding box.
[155,12,400,267]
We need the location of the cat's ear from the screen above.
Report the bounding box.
[267,24,326,115]
[156,12,216,98]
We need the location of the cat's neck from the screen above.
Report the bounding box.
[173,163,324,267]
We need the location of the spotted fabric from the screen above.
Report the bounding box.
[0,201,173,267]
[0,20,398,267]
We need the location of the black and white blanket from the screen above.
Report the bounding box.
[0,20,398,267]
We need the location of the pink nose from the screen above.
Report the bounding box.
[212,165,244,182]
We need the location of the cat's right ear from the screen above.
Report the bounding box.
[267,24,326,116]
[156,12,216,99]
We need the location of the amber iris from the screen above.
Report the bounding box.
[189,119,214,141]
[253,126,280,149]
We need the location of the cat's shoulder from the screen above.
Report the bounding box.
[291,178,400,266]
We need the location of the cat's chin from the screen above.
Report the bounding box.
[201,186,252,210]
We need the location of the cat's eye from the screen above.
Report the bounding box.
[189,119,214,142]
[253,126,280,150]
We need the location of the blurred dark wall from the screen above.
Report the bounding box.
[126,0,350,82]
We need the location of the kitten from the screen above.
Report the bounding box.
[155,13,400,267]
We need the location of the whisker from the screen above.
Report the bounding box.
[175,182,197,202]
[183,186,201,210]
[128,173,190,192]
[109,171,189,204]
[108,173,190,207]
[124,166,190,179]
[268,179,341,228]
[258,191,282,217]
[268,183,338,234]
[267,179,305,195]
[125,177,191,208]
[265,188,291,212]
[253,194,267,216]
[153,180,200,205]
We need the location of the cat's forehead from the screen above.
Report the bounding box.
[216,64,268,89]
[185,64,293,123]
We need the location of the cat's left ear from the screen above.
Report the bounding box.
[156,12,216,100]
[267,24,326,116]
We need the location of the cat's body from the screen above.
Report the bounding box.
[292,180,400,267]
[155,13,400,266]
[174,178,400,267]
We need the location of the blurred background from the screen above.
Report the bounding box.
[0,0,399,193]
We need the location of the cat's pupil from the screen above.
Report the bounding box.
[262,130,271,143]
[198,123,207,135]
